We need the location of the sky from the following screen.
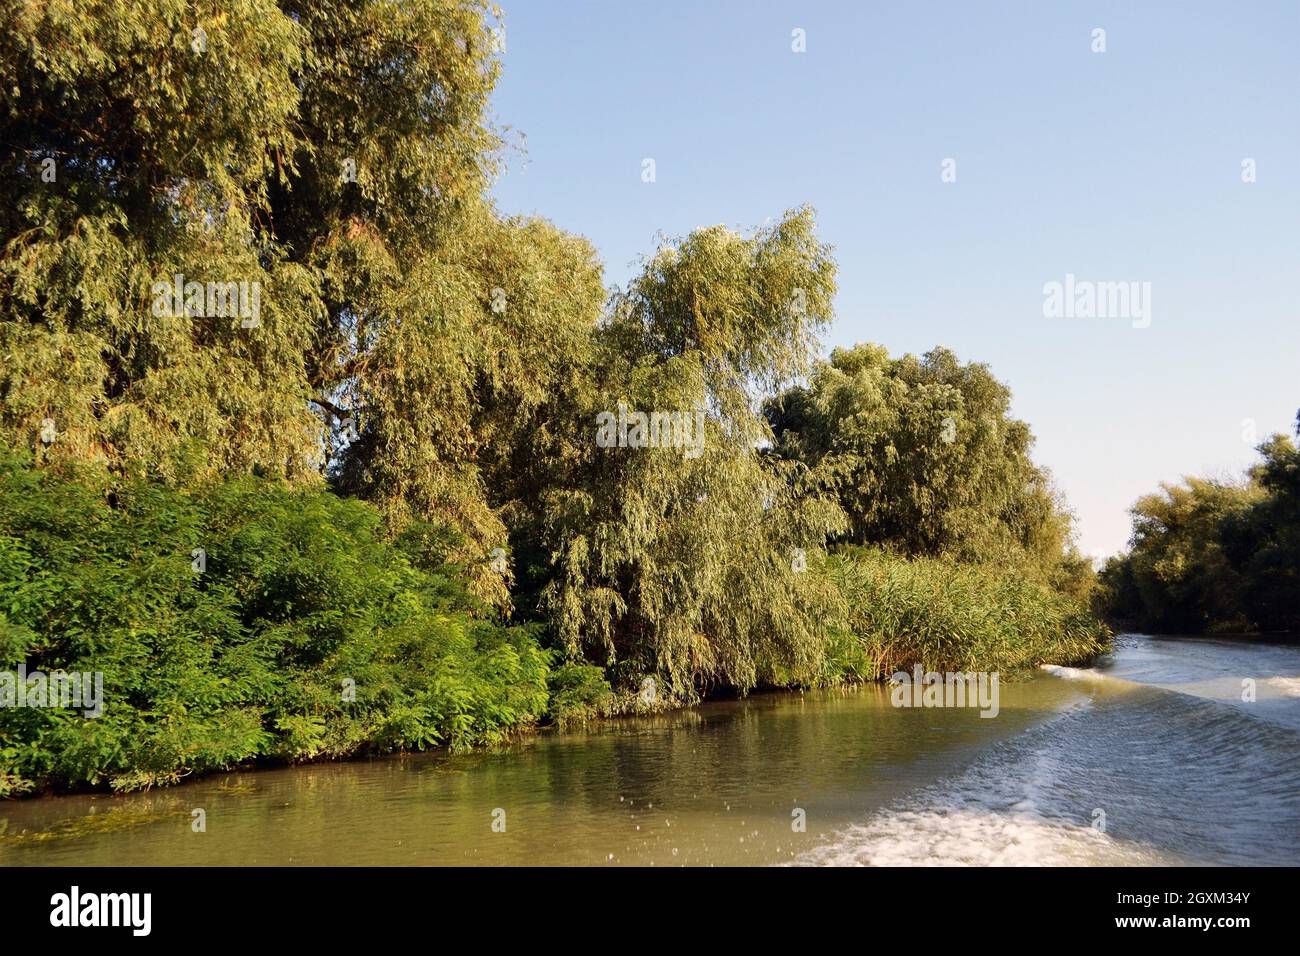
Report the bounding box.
[487,0,1300,560]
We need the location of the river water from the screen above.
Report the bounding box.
[2,633,1298,866]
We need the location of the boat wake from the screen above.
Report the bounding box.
[795,638,1300,866]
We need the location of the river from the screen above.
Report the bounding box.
[2,633,1298,866]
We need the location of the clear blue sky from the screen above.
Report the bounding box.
[488,0,1300,560]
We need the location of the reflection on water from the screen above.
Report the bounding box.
[3,634,1298,866]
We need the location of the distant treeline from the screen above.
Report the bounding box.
[0,1,1104,794]
[1096,415,1300,635]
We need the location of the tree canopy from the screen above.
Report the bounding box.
[765,344,1084,583]
[1098,419,1300,633]
[0,2,1111,794]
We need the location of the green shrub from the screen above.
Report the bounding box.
[545,661,613,723]
[0,449,551,793]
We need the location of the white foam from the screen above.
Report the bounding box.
[1039,664,1102,681]
[1264,676,1300,699]
[792,698,1174,867]
[792,806,1165,867]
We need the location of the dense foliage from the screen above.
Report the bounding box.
[766,345,1095,598]
[829,547,1109,680]
[1097,417,1300,634]
[1,1,1109,792]
[0,0,604,606]
[0,449,581,795]
[532,212,848,699]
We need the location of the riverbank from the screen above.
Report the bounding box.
[3,618,1107,804]
[4,633,1296,866]
[0,451,1107,798]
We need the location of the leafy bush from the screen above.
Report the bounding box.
[545,662,613,722]
[0,449,551,793]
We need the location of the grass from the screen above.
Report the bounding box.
[825,546,1111,680]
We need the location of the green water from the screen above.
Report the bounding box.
[0,681,1073,865]
[4,635,1299,866]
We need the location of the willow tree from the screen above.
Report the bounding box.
[535,208,848,697]
[0,1,606,603]
[0,0,320,481]
[765,344,1081,581]
[262,2,605,601]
